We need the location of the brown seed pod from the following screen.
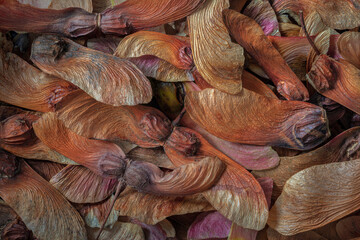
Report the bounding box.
[55,90,172,148]
[30,35,152,106]
[33,112,128,179]
[253,127,360,199]
[273,0,360,30]
[164,129,269,231]
[337,32,360,69]
[268,159,360,235]
[128,56,194,83]
[0,113,39,146]
[100,0,206,35]
[115,31,193,70]
[223,9,309,101]
[187,0,244,94]
[307,55,360,115]
[124,156,225,195]
[114,188,213,225]
[0,0,96,38]
[185,88,329,150]
[0,49,76,112]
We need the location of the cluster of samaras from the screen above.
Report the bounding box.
[0,0,360,239]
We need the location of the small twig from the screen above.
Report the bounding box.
[111,0,115,8]
[95,179,126,240]
[299,11,321,56]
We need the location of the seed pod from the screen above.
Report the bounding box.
[0,49,76,112]
[185,88,329,150]
[100,0,206,35]
[223,9,309,101]
[0,0,96,38]
[31,35,152,106]
[253,127,360,199]
[56,90,172,148]
[33,112,127,178]
[115,31,193,70]
[0,157,87,240]
[268,159,360,235]
[187,0,244,94]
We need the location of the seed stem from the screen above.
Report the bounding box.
[95,179,126,240]
[299,11,321,56]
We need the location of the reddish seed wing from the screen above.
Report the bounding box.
[223,9,309,101]
[185,88,329,150]
[33,112,127,178]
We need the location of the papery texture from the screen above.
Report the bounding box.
[337,31,360,69]
[80,195,119,228]
[187,0,244,94]
[124,156,225,195]
[220,177,273,239]
[0,0,96,38]
[87,222,145,240]
[100,0,206,35]
[114,187,213,225]
[336,216,360,240]
[0,49,76,112]
[243,0,280,36]
[307,29,331,69]
[0,160,87,239]
[298,11,337,37]
[185,88,329,150]
[27,160,65,181]
[31,35,152,106]
[115,31,193,70]
[268,159,360,235]
[253,127,360,199]
[128,56,194,82]
[223,9,308,101]
[273,0,360,30]
[202,164,269,230]
[165,139,269,231]
[33,112,127,178]
[268,36,311,82]
[56,90,172,148]
[1,138,78,165]
[50,165,118,203]
[307,55,360,115]
[180,113,280,170]
[18,0,93,11]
